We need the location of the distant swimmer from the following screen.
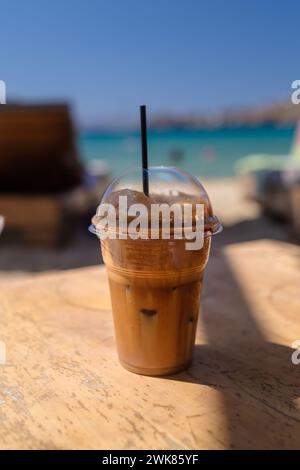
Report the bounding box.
[169,148,185,163]
[202,146,216,162]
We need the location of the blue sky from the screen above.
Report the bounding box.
[1,0,299,125]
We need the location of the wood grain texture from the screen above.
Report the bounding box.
[0,240,299,450]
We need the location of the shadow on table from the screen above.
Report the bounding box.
[214,215,300,248]
[0,213,299,274]
[168,250,300,449]
[0,228,102,273]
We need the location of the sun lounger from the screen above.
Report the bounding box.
[0,104,82,192]
[0,104,109,244]
[234,120,300,235]
[235,121,300,198]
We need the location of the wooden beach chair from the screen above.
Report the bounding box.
[0,104,82,192]
[0,104,108,245]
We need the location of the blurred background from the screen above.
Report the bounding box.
[1,0,300,279]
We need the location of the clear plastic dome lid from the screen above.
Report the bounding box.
[91,166,222,236]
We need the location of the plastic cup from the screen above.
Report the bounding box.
[91,167,222,376]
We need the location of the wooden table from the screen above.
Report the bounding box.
[0,240,300,450]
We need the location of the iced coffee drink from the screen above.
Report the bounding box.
[91,167,221,376]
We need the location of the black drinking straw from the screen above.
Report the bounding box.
[140,105,149,196]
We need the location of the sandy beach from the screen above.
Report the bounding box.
[0,177,297,282]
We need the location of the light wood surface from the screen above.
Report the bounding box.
[0,240,299,449]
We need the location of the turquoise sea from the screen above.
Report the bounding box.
[78,126,295,178]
